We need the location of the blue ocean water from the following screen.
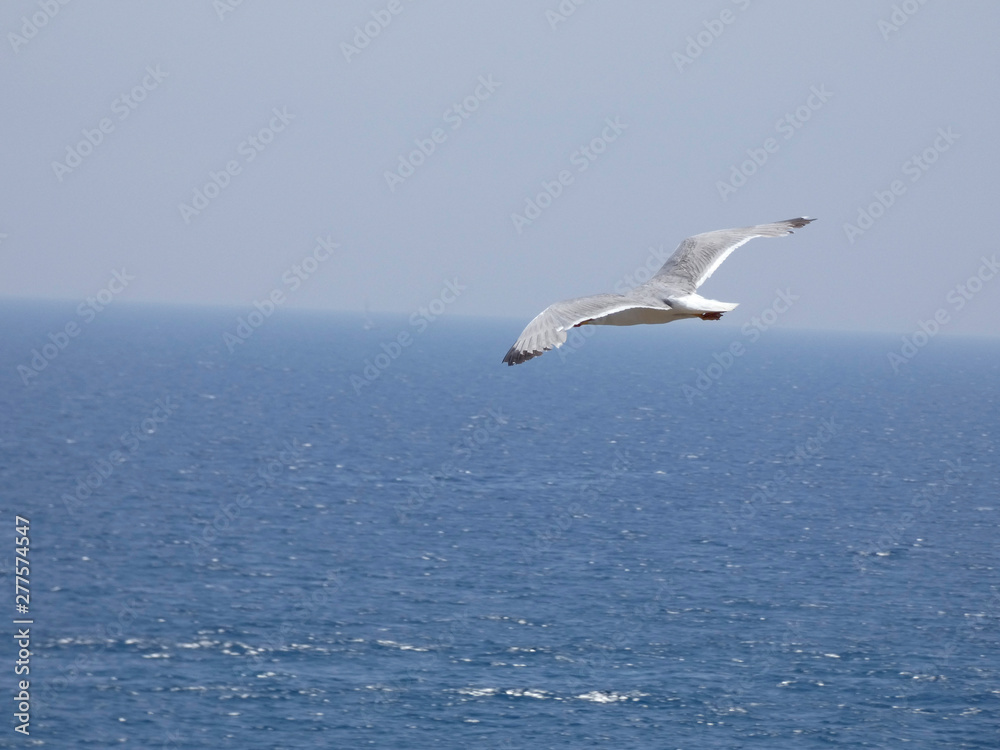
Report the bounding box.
[1,300,998,749]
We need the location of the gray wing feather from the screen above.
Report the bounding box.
[646,217,814,294]
[503,293,640,365]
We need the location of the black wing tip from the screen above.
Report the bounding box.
[502,346,544,366]
[783,216,817,229]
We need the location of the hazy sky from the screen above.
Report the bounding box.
[2,1,999,336]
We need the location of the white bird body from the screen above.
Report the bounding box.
[503,217,814,365]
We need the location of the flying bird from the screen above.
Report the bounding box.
[503,217,815,365]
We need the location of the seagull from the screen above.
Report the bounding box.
[502,217,815,365]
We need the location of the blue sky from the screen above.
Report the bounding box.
[2,0,998,336]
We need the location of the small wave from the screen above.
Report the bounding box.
[455,687,497,697]
[454,686,551,700]
[503,688,550,699]
[375,639,429,652]
[576,690,646,703]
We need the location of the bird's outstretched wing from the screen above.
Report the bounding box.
[644,217,814,295]
[502,293,666,365]
[503,217,816,365]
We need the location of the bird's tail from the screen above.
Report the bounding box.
[668,294,738,313]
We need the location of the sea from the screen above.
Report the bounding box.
[1,300,998,749]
